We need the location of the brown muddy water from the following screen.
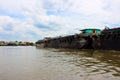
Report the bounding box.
[0,46,120,80]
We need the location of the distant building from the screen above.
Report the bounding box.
[0,41,5,46]
[0,41,34,46]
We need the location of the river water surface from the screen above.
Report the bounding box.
[0,46,120,80]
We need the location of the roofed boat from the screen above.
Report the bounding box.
[36,27,120,50]
[36,28,101,49]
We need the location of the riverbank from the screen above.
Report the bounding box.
[0,41,35,46]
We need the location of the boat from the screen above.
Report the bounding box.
[92,27,120,50]
[36,27,120,50]
[36,28,101,49]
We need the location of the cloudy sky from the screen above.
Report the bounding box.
[0,0,120,42]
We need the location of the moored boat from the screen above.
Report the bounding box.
[92,27,120,50]
[36,29,101,49]
[36,27,120,50]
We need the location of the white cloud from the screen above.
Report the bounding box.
[0,0,120,41]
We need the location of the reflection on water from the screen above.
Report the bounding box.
[0,46,120,80]
[51,49,120,79]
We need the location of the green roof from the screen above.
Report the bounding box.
[80,29,101,34]
[80,29,101,31]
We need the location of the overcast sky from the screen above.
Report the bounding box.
[0,0,120,42]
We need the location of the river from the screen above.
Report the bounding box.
[0,46,120,80]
